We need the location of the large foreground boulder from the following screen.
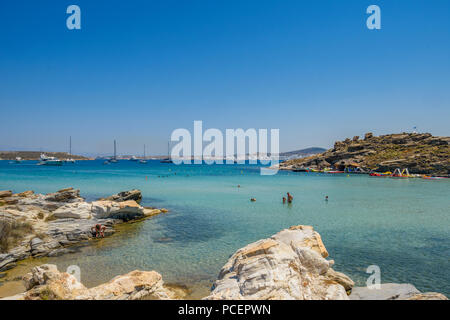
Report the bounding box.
[2,264,179,300]
[204,225,351,300]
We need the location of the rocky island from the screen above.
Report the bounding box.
[0,151,90,161]
[0,188,166,273]
[280,132,450,176]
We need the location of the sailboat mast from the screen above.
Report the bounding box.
[114,140,117,159]
[167,141,170,159]
[144,144,146,159]
[69,136,72,156]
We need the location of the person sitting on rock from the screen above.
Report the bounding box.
[91,224,106,238]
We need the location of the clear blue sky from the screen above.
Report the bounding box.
[1,0,449,156]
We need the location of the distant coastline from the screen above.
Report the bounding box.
[0,151,90,161]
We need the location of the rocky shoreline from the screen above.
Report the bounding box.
[1,220,447,300]
[0,188,166,273]
[280,132,450,176]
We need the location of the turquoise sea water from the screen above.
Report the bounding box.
[0,160,449,297]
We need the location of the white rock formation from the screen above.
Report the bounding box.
[204,225,352,300]
[91,200,145,219]
[1,264,179,300]
[0,188,163,271]
[52,202,92,219]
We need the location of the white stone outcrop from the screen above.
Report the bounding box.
[52,202,92,219]
[1,264,179,300]
[0,188,163,271]
[204,225,351,300]
[91,200,145,219]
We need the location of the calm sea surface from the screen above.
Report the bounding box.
[0,160,449,297]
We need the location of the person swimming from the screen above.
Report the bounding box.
[325,196,329,201]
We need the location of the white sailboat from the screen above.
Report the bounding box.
[65,136,75,163]
[110,140,118,163]
[160,141,173,163]
[139,145,147,164]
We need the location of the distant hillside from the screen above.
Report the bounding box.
[280,147,327,157]
[0,151,89,160]
[280,133,450,176]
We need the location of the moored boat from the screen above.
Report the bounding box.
[37,153,63,166]
[139,145,147,164]
[422,176,448,180]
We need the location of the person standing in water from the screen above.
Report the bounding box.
[287,192,293,203]
[282,197,286,204]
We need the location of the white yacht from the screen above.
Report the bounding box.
[38,153,63,166]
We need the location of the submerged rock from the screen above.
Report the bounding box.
[204,225,350,300]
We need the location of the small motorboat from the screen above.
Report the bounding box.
[130,156,139,161]
[422,176,447,180]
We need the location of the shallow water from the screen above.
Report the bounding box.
[0,160,449,298]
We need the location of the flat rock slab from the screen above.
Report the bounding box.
[350,283,420,300]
